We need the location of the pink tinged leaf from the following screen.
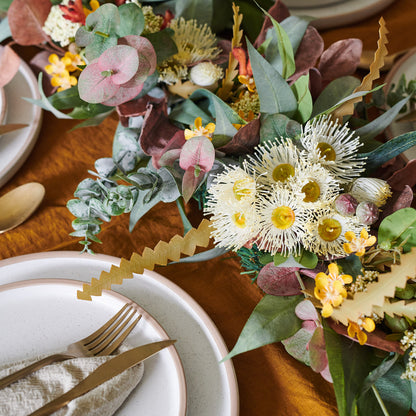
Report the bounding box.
[120,55,151,88]
[118,35,157,74]
[98,45,139,85]
[393,185,414,210]
[182,166,205,203]
[8,0,51,46]
[179,136,215,172]
[291,26,324,81]
[139,102,183,164]
[0,45,21,87]
[101,82,144,106]
[318,38,363,82]
[219,117,260,156]
[78,61,119,103]
[320,365,333,383]
[256,264,302,296]
[308,326,328,373]
[158,148,182,167]
[387,159,416,191]
[308,67,323,101]
[302,320,317,334]
[295,299,319,322]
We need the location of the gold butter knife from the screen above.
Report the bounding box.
[29,339,176,416]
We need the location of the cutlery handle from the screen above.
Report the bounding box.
[29,390,76,416]
[0,353,73,389]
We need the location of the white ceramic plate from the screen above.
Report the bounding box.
[0,251,239,416]
[288,0,395,30]
[0,56,42,188]
[0,278,186,416]
[385,48,416,161]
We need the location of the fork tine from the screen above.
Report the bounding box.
[85,306,136,349]
[93,314,142,356]
[81,303,132,345]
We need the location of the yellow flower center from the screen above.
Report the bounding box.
[232,213,246,228]
[317,142,336,161]
[272,163,295,182]
[302,180,321,203]
[271,206,295,230]
[233,179,254,201]
[318,218,342,242]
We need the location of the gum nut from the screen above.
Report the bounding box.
[334,193,358,216]
[356,201,379,225]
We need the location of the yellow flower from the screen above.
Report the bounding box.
[238,75,256,92]
[347,317,375,345]
[45,54,70,76]
[184,117,215,140]
[51,72,78,92]
[343,228,377,256]
[63,52,85,72]
[314,263,352,317]
[83,0,100,17]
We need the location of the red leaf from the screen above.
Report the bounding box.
[219,117,260,156]
[257,264,302,296]
[308,327,328,373]
[253,0,290,48]
[387,159,416,191]
[139,102,183,167]
[0,45,20,88]
[327,318,403,354]
[318,39,363,83]
[60,0,85,25]
[8,0,51,46]
[116,93,167,126]
[289,26,324,82]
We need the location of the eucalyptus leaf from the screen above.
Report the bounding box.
[67,199,89,218]
[190,89,245,125]
[260,113,301,142]
[48,86,85,110]
[169,246,229,263]
[323,321,375,416]
[378,207,416,251]
[357,362,411,416]
[24,73,73,120]
[112,123,144,172]
[223,294,303,361]
[247,39,297,116]
[74,178,104,201]
[282,327,312,365]
[356,97,410,144]
[211,98,238,145]
[264,12,295,79]
[70,110,114,130]
[360,131,416,173]
[95,158,117,178]
[158,167,181,203]
[0,17,11,42]
[68,103,112,119]
[336,255,363,279]
[176,198,192,235]
[312,76,361,117]
[291,74,313,123]
[293,248,318,269]
[117,3,145,37]
[169,99,212,126]
[145,29,177,64]
[129,189,162,231]
[89,198,112,222]
[174,0,213,25]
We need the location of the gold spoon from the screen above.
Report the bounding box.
[0,182,45,233]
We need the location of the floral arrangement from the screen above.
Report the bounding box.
[4,0,416,415]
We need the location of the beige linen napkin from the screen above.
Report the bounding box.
[0,346,144,416]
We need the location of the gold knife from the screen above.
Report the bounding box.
[29,339,176,416]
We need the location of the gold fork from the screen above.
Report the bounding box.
[0,303,142,389]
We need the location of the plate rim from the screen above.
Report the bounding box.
[0,276,187,416]
[0,250,240,416]
[0,55,43,188]
[288,0,396,30]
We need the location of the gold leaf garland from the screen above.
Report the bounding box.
[216,3,243,100]
[77,219,213,300]
[331,247,416,325]
[374,299,416,321]
[331,17,389,122]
